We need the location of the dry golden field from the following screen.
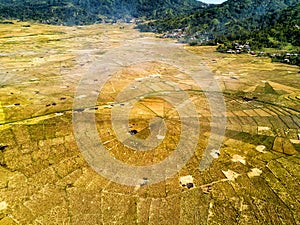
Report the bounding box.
[0,21,299,224]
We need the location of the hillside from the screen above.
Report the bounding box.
[212,3,300,66]
[137,0,300,47]
[0,0,206,25]
[257,2,300,48]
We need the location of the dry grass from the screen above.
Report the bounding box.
[0,22,299,224]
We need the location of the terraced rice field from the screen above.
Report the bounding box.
[0,21,299,224]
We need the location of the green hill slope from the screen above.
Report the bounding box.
[137,0,299,47]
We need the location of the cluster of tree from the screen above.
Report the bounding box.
[271,54,300,66]
[0,0,206,25]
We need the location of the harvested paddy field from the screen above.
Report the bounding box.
[0,22,299,224]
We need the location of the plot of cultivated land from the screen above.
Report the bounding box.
[0,22,300,224]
